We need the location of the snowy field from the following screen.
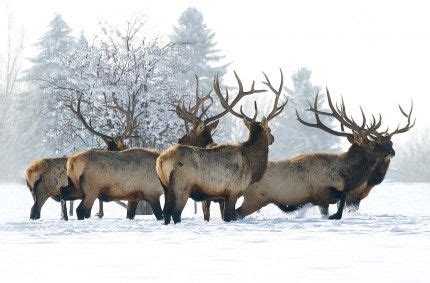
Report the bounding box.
[0,182,429,282]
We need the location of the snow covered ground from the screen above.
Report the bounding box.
[0,182,429,282]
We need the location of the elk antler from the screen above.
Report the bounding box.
[297,89,381,140]
[388,100,415,137]
[69,93,121,146]
[262,69,288,121]
[212,71,267,123]
[296,92,352,138]
[175,75,214,132]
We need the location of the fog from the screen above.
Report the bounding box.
[0,0,429,181]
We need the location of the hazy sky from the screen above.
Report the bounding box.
[1,0,428,142]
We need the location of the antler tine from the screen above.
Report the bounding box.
[239,101,258,122]
[175,75,214,129]
[198,90,214,119]
[208,71,266,123]
[263,69,288,121]
[175,101,199,125]
[359,107,367,128]
[389,100,415,136]
[307,89,350,128]
[296,92,352,138]
[296,109,352,138]
[189,76,212,115]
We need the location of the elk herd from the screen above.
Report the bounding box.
[25,70,415,224]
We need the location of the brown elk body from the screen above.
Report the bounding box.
[65,148,164,220]
[157,72,286,224]
[26,157,83,220]
[236,91,413,220]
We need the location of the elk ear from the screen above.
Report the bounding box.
[196,121,205,135]
[206,120,219,134]
[346,134,354,144]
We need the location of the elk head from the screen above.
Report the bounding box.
[213,69,287,145]
[175,76,220,147]
[366,101,415,158]
[296,89,414,159]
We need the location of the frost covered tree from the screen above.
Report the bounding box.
[269,68,340,159]
[23,14,79,154]
[43,20,191,152]
[171,7,228,93]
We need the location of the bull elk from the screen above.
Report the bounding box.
[320,101,415,214]
[201,70,286,221]
[236,89,411,220]
[60,76,233,220]
[157,71,287,224]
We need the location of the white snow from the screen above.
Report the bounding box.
[0,182,429,282]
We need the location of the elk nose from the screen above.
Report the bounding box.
[390,149,396,157]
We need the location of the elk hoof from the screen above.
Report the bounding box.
[95,212,104,218]
[328,213,342,220]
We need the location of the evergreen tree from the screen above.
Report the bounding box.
[23,14,77,155]
[269,68,340,159]
[171,7,229,93]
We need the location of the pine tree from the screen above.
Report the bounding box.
[23,14,77,155]
[269,68,340,160]
[171,7,229,93]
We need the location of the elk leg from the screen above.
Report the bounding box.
[69,201,74,216]
[329,192,346,220]
[76,196,97,220]
[236,190,268,220]
[161,171,179,225]
[147,198,163,221]
[76,200,86,220]
[172,193,188,224]
[319,205,329,217]
[61,200,68,221]
[223,195,238,222]
[95,199,104,218]
[59,177,74,201]
[126,201,138,220]
[219,201,225,221]
[202,200,211,221]
[30,201,41,220]
[30,194,49,220]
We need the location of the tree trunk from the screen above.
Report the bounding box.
[135,201,153,215]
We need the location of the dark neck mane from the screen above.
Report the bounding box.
[342,143,379,191]
[242,123,269,183]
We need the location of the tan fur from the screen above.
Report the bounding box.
[25,157,70,200]
[157,121,272,224]
[67,148,163,206]
[158,144,253,199]
[239,152,347,216]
